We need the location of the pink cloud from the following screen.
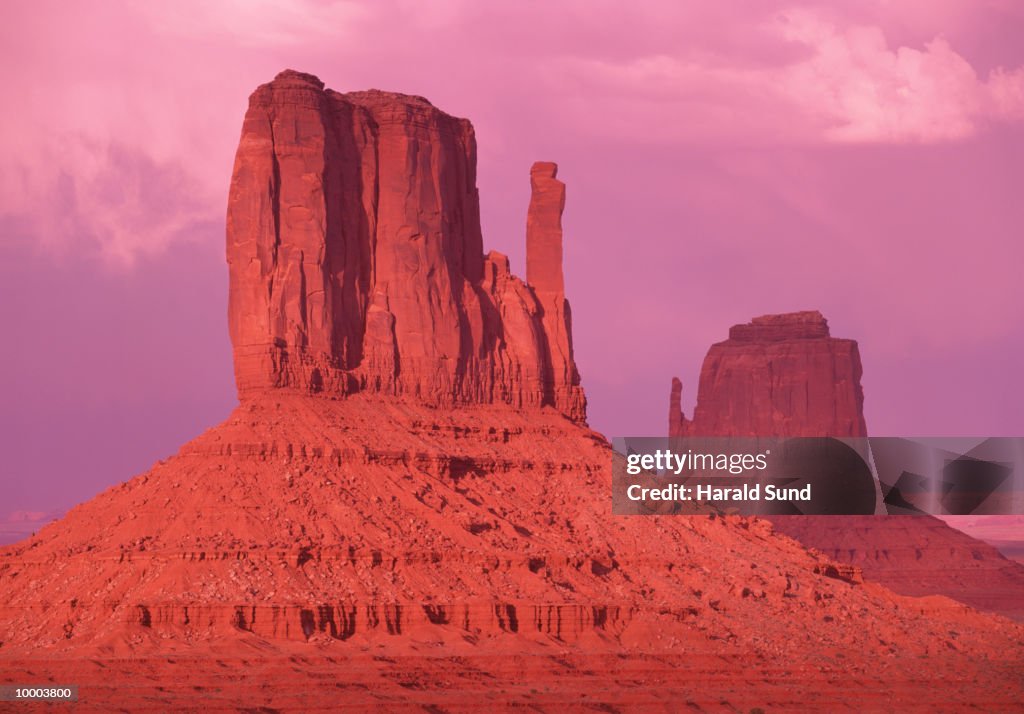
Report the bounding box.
[2,138,217,263]
[777,10,1024,142]
[4,1,1024,263]
[553,7,1024,145]
[138,0,370,47]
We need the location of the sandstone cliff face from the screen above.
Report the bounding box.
[670,311,866,437]
[671,310,1024,620]
[227,70,585,422]
[0,75,1021,709]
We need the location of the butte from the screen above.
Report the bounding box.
[0,73,1020,711]
[670,310,1024,621]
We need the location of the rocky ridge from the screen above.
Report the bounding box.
[671,311,1024,621]
[0,73,1020,710]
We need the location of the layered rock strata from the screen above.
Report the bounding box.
[671,311,1024,620]
[0,75,1020,709]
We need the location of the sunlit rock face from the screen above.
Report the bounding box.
[227,70,585,422]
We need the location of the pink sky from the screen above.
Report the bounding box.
[2,1,1024,518]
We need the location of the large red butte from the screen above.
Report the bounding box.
[671,310,1024,620]
[670,311,866,438]
[227,70,585,422]
[0,72,1020,710]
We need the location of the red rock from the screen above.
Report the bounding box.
[227,71,585,422]
[0,75,1020,709]
[2,394,1021,709]
[672,310,1024,620]
[770,514,1024,620]
[671,311,866,437]
[526,161,585,419]
[669,376,686,437]
[526,161,565,296]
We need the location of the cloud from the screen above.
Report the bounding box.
[777,9,1024,142]
[138,0,369,47]
[989,65,1024,118]
[3,137,220,264]
[2,0,1024,265]
[553,7,1024,145]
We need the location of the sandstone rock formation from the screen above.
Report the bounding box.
[0,75,1020,709]
[227,70,584,422]
[4,393,1023,710]
[526,162,583,416]
[671,310,1024,620]
[670,311,866,437]
[772,512,1024,620]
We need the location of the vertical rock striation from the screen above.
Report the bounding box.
[227,70,585,422]
[670,311,866,437]
[0,74,1022,708]
[670,310,1024,620]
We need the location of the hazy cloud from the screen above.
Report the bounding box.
[3,1,1024,262]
